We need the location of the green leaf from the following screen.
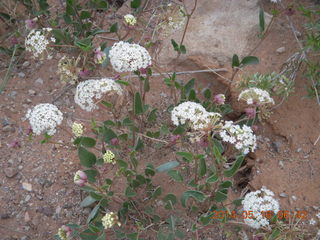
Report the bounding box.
[96,232,106,240]
[125,186,136,198]
[259,7,265,33]
[80,195,97,207]
[219,180,232,189]
[171,39,179,52]
[181,190,206,208]
[269,228,280,239]
[172,125,185,135]
[204,88,211,99]
[84,169,98,183]
[232,198,243,206]
[134,92,143,115]
[74,37,93,51]
[80,137,96,148]
[213,191,227,202]
[176,152,193,163]
[163,194,177,209]
[232,54,240,68]
[145,163,155,176]
[184,78,195,95]
[198,157,207,177]
[78,147,96,167]
[127,233,138,240]
[224,155,244,177]
[144,77,150,93]
[80,10,91,19]
[206,173,219,183]
[152,186,162,199]
[101,100,112,108]
[110,22,118,33]
[199,213,213,226]
[103,127,117,143]
[156,161,180,172]
[168,215,176,231]
[240,56,259,66]
[147,108,157,122]
[66,0,76,16]
[86,203,100,224]
[180,44,186,54]
[167,170,183,182]
[130,0,141,8]
[134,137,144,151]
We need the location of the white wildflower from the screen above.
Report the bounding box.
[103,150,115,164]
[124,14,137,26]
[25,28,55,58]
[270,0,280,3]
[74,78,123,112]
[109,41,151,72]
[26,103,63,136]
[219,121,256,154]
[102,212,121,229]
[242,187,280,229]
[72,122,84,137]
[171,101,221,131]
[238,88,275,105]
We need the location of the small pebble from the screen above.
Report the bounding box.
[279,192,288,198]
[18,72,26,78]
[22,182,32,192]
[276,47,286,54]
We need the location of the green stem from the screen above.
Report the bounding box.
[0,45,17,93]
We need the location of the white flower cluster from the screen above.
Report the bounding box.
[238,87,275,106]
[219,121,256,154]
[101,212,121,229]
[159,4,186,36]
[72,122,84,137]
[26,103,63,136]
[242,187,280,229]
[109,41,151,72]
[25,28,55,58]
[103,150,115,164]
[171,101,221,131]
[124,14,137,26]
[75,78,123,112]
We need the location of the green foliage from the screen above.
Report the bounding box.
[259,7,265,35]
[232,54,259,68]
[171,39,187,54]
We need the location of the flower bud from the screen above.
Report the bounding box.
[245,107,256,119]
[110,138,119,146]
[124,14,137,26]
[170,135,180,145]
[74,170,87,186]
[25,18,37,29]
[213,94,225,105]
[103,150,115,164]
[94,47,106,64]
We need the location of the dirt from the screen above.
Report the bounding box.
[0,0,319,239]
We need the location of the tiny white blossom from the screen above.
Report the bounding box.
[74,78,123,112]
[25,28,55,58]
[171,101,221,131]
[124,14,137,26]
[219,121,256,154]
[309,218,317,225]
[109,41,151,72]
[239,87,274,105]
[242,187,280,229]
[102,212,121,229]
[26,103,63,136]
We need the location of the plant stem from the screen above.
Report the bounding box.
[0,45,18,93]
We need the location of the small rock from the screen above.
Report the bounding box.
[35,78,43,85]
[25,195,31,202]
[22,182,32,192]
[296,148,302,153]
[22,61,30,67]
[2,125,15,133]
[292,195,297,201]
[271,141,281,152]
[28,90,36,96]
[4,167,18,178]
[279,192,288,198]
[18,72,26,78]
[26,99,32,104]
[24,212,31,222]
[294,31,302,38]
[278,160,284,168]
[8,91,17,98]
[37,206,54,217]
[276,47,286,54]
[0,213,10,219]
[21,236,29,240]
